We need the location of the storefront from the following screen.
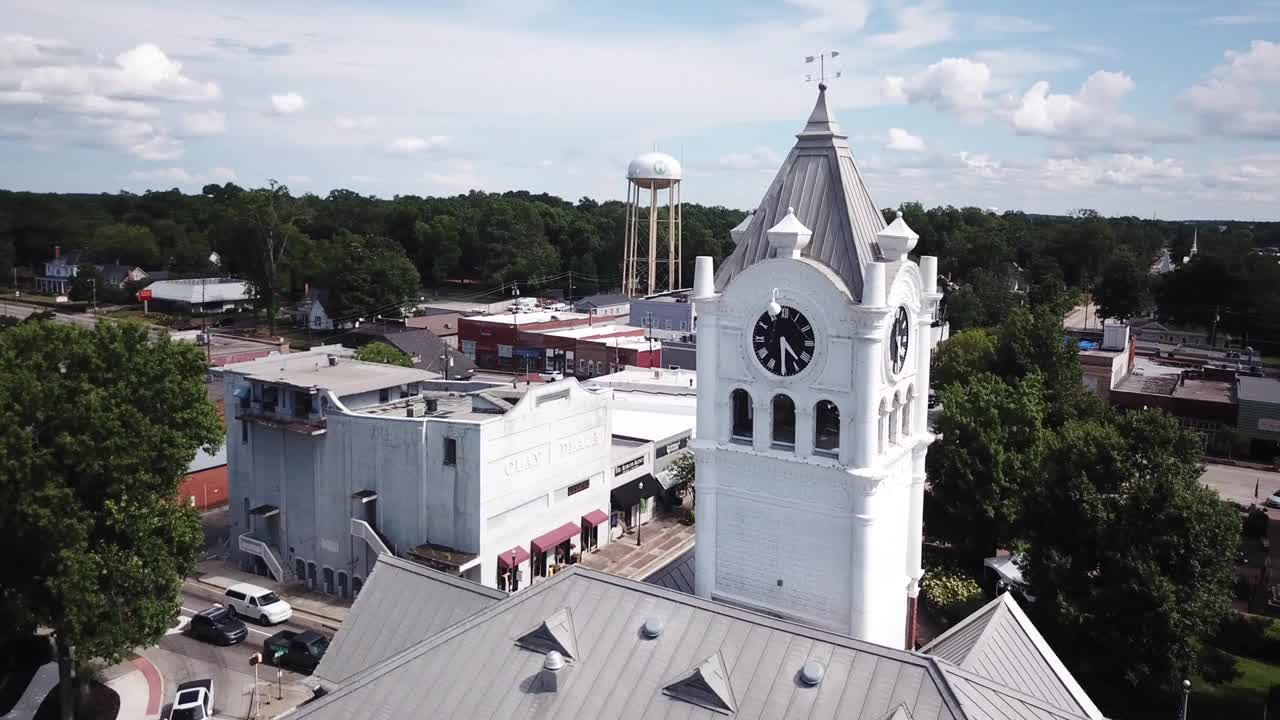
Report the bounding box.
[530,522,581,582]
[581,510,608,552]
[496,545,529,592]
[611,475,658,534]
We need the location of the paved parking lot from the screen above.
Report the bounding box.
[1201,461,1280,507]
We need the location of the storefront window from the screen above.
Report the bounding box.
[533,550,548,578]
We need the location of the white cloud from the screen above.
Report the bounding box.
[1201,153,1280,196]
[17,43,219,103]
[386,135,451,155]
[870,3,954,51]
[718,146,782,171]
[973,15,1053,33]
[1011,70,1135,135]
[269,92,306,115]
[1203,14,1279,25]
[181,110,226,136]
[335,114,376,130]
[885,128,927,152]
[786,0,871,32]
[970,50,1082,79]
[881,57,992,117]
[125,166,234,185]
[538,159,554,167]
[958,151,1004,179]
[88,117,184,160]
[0,34,75,67]
[1042,154,1186,188]
[424,159,482,192]
[1179,40,1280,139]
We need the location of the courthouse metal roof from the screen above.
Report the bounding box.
[311,555,505,688]
[714,84,885,302]
[921,594,1104,720]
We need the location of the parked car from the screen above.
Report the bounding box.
[263,629,330,674]
[169,679,213,720]
[223,582,292,625]
[187,605,248,645]
[1266,490,1280,509]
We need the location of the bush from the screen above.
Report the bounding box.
[1244,505,1269,540]
[922,570,986,623]
[1214,613,1280,665]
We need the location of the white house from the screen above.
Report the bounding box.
[691,83,941,650]
[220,346,613,595]
[292,288,337,330]
[35,247,81,295]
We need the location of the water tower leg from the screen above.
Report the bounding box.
[648,185,658,296]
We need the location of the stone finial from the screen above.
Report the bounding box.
[767,207,812,260]
[877,210,919,262]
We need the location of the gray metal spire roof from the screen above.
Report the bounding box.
[662,651,738,714]
[921,593,1105,720]
[714,84,886,301]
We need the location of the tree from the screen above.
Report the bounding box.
[1093,249,1152,320]
[88,223,161,267]
[326,231,421,320]
[925,373,1048,564]
[214,181,306,334]
[1020,409,1239,712]
[68,264,104,303]
[354,341,413,367]
[0,321,221,720]
[930,327,996,389]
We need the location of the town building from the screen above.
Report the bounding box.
[1077,323,1135,402]
[146,277,253,314]
[572,292,630,319]
[35,247,81,295]
[292,288,338,330]
[405,308,463,349]
[457,310,594,371]
[516,323,642,376]
[1109,357,1237,449]
[180,444,228,511]
[574,335,661,376]
[691,83,940,649]
[95,263,149,289]
[347,324,477,379]
[220,346,615,595]
[628,289,695,333]
[1130,317,1232,349]
[1237,375,1280,461]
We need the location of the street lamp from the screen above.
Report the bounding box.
[636,479,644,547]
[1180,679,1190,720]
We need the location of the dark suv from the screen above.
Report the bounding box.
[187,605,249,645]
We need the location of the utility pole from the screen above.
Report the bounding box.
[1209,305,1220,348]
[568,270,573,306]
[90,278,97,318]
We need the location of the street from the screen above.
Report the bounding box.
[1200,461,1280,507]
[0,299,98,329]
[143,588,316,719]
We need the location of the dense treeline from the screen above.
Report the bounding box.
[2,185,1278,348]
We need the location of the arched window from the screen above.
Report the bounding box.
[878,397,890,454]
[814,400,840,456]
[772,394,796,449]
[889,391,902,445]
[731,389,753,441]
[903,385,915,437]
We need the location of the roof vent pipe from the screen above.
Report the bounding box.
[641,618,664,639]
[540,650,565,693]
[799,661,825,687]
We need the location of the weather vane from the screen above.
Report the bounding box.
[804,51,842,87]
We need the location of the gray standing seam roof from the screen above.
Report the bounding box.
[714,84,885,302]
[1239,375,1280,404]
[311,555,506,687]
[921,594,1104,720]
[645,547,695,595]
[294,565,970,720]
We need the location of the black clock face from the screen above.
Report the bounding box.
[890,306,910,374]
[753,306,815,376]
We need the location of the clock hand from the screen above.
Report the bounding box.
[780,337,797,372]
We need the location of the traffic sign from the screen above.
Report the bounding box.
[272,648,286,659]
[249,652,263,665]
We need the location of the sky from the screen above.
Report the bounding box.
[1,0,1278,220]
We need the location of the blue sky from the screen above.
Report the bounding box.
[2,0,1278,219]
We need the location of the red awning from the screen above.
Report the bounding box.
[497,546,530,570]
[582,510,609,528]
[531,522,580,554]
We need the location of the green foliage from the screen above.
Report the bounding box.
[1093,248,1152,320]
[88,223,161,267]
[930,328,996,389]
[1213,613,1280,665]
[926,373,1047,560]
[1020,409,1240,708]
[670,452,695,487]
[326,231,420,320]
[68,264,104,302]
[0,320,221,713]
[921,570,986,623]
[354,341,413,368]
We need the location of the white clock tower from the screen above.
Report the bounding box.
[690,84,941,649]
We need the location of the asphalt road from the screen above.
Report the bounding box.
[144,588,319,720]
[0,299,98,328]
[1200,461,1280,507]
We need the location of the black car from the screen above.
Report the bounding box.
[187,605,248,645]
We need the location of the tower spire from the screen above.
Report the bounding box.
[800,83,842,137]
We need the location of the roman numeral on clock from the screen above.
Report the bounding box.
[756,346,768,359]
[800,351,811,362]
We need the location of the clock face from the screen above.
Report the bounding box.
[889,306,910,374]
[753,306,815,377]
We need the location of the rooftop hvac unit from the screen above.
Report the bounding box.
[406,404,425,418]
[425,398,439,413]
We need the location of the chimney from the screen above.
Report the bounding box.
[692,256,715,300]
[54,245,61,259]
[539,651,565,693]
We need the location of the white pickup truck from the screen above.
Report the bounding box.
[169,679,214,720]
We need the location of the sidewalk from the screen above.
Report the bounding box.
[191,559,353,627]
[579,513,695,580]
[101,657,162,720]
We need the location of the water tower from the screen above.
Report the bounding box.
[623,152,683,297]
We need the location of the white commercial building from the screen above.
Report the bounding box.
[221,346,613,595]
